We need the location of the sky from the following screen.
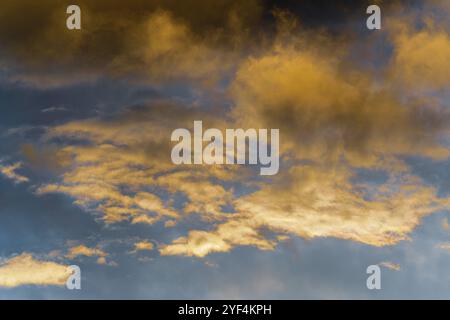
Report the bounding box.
[0,0,449,299]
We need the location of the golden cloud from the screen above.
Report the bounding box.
[160,219,276,257]
[231,43,450,166]
[162,165,447,257]
[0,253,71,288]
[18,1,450,258]
[0,162,29,184]
[161,9,450,256]
[133,240,154,252]
[66,245,107,260]
[35,103,238,225]
[388,14,450,91]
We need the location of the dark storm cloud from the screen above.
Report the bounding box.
[0,0,420,87]
[263,0,420,26]
[0,0,263,86]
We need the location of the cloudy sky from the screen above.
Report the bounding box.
[0,0,449,299]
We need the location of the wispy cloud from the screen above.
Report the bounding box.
[379,261,401,271]
[0,162,29,184]
[438,243,450,252]
[41,106,68,113]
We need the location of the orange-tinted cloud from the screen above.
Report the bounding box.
[133,240,154,252]
[17,1,450,258]
[0,253,71,288]
[379,262,401,271]
[0,162,29,184]
[66,245,107,259]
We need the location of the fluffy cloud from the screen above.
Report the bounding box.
[160,219,276,257]
[67,245,115,266]
[15,0,450,258]
[162,165,447,256]
[66,245,107,262]
[231,43,449,166]
[0,253,71,288]
[161,7,450,256]
[133,240,154,252]
[387,12,450,91]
